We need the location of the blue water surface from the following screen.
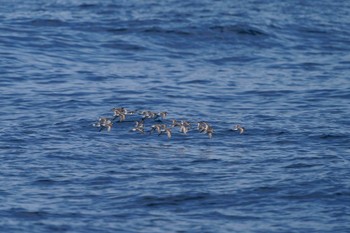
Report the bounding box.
[1,1,350,232]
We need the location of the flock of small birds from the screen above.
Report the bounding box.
[92,107,245,139]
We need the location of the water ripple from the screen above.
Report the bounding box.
[1,0,350,232]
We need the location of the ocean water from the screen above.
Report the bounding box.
[1,0,350,232]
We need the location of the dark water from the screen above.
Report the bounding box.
[1,1,350,232]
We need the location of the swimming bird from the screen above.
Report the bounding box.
[197,121,213,138]
[112,107,127,121]
[140,110,158,120]
[158,112,168,119]
[180,120,190,128]
[150,124,166,134]
[206,126,214,139]
[131,119,145,134]
[103,120,113,132]
[197,121,210,133]
[171,119,181,128]
[112,107,126,115]
[173,120,190,134]
[165,128,172,139]
[135,119,144,127]
[118,113,126,122]
[132,127,144,134]
[93,117,113,132]
[158,127,172,139]
[93,117,107,127]
[180,124,189,134]
[233,124,245,134]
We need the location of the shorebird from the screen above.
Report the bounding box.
[93,117,108,127]
[131,119,145,134]
[120,113,126,122]
[158,127,172,139]
[158,112,168,119]
[197,121,210,133]
[103,120,113,132]
[150,124,166,134]
[171,119,181,128]
[180,125,189,134]
[112,107,127,122]
[180,120,190,128]
[165,128,172,139]
[136,119,144,126]
[112,107,126,115]
[206,126,214,139]
[132,127,144,134]
[173,120,190,134]
[93,117,113,132]
[197,121,213,138]
[93,106,243,140]
[140,110,157,120]
[233,124,245,134]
